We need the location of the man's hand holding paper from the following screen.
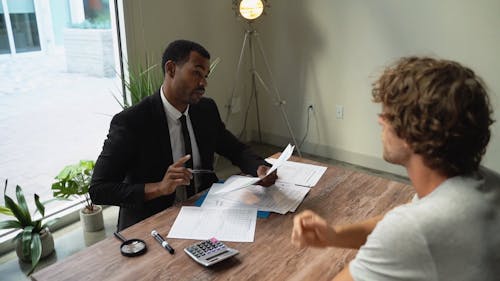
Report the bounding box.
[256,165,277,187]
[211,144,295,195]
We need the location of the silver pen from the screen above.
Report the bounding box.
[188,169,215,174]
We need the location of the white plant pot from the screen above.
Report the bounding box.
[16,228,55,262]
[80,205,104,232]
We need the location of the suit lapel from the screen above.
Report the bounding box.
[151,91,173,165]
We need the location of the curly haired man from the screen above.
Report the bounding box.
[291,57,499,281]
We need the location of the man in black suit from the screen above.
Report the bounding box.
[90,40,276,231]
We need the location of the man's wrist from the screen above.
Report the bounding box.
[145,182,169,200]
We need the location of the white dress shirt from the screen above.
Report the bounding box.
[160,87,202,200]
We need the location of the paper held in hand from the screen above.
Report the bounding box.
[210,144,295,195]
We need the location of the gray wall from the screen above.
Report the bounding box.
[122,0,500,176]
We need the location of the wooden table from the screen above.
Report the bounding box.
[31,157,414,281]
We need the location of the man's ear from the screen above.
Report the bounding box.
[403,140,411,150]
[165,61,175,78]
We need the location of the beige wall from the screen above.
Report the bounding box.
[122,0,500,176]
[121,0,261,135]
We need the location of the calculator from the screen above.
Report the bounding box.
[184,237,239,267]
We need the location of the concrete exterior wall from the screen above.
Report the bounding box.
[64,28,115,77]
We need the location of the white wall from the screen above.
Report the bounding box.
[255,0,500,175]
[122,0,500,176]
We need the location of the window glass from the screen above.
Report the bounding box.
[6,0,40,53]
[0,0,121,239]
[0,11,11,54]
[9,12,40,53]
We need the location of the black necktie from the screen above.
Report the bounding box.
[179,115,195,197]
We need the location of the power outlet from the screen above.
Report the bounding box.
[336,105,344,119]
[305,98,315,112]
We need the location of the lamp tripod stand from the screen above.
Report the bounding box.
[225,23,302,157]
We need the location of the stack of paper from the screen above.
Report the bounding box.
[265,158,327,187]
[166,145,329,242]
[167,144,296,242]
[199,148,328,215]
[201,180,310,214]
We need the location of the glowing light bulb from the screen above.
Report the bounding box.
[239,0,264,20]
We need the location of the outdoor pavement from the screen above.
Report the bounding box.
[0,51,122,221]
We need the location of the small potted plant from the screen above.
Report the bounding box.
[0,180,55,275]
[51,160,104,232]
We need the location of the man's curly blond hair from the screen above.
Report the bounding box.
[372,57,494,176]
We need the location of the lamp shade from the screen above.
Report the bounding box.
[239,0,264,20]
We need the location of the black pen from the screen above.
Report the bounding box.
[151,230,174,254]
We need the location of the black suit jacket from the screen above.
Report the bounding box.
[90,91,267,231]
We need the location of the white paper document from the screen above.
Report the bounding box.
[203,181,310,214]
[211,144,295,195]
[209,175,260,195]
[265,143,295,176]
[265,158,327,187]
[167,206,257,242]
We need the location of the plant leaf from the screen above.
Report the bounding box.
[3,179,8,201]
[34,194,45,217]
[14,231,23,241]
[52,179,84,197]
[15,185,29,216]
[118,58,162,108]
[79,160,95,170]
[42,218,58,230]
[33,197,61,216]
[0,219,22,229]
[54,163,77,180]
[33,219,43,233]
[28,232,42,275]
[22,226,34,259]
[0,205,13,216]
[111,92,126,109]
[52,161,95,210]
[4,194,31,227]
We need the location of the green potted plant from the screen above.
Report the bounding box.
[0,180,55,275]
[113,58,164,109]
[51,160,104,232]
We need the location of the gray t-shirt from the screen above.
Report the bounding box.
[350,167,500,281]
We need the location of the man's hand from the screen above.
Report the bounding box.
[291,210,336,248]
[144,155,192,201]
[256,165,277,187]
[159,154,193,195]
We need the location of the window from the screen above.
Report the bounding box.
[0,4,10,54]
[0,0,122,241]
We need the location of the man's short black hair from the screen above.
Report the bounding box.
[161,40,210,74]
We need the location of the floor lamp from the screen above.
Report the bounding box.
[227,0,302,157]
